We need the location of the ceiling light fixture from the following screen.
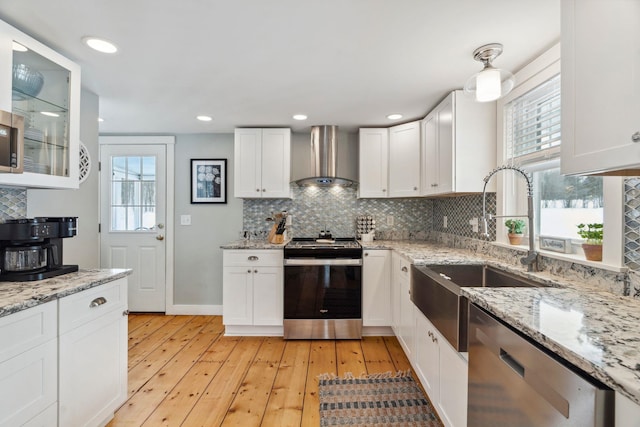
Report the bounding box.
[293,114,308,121]
[12,41,27,52]
[83,37,118,54]
[196,115,212,122]
[387,114,403,120]
[463,43,515,102]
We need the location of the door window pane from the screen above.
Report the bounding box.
[110,156,156,231]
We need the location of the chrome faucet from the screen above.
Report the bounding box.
[481,164,540,272]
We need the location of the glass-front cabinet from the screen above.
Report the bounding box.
[0,19,80,189]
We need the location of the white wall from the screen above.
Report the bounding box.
[173,133,242,306]
[27,89,100,268]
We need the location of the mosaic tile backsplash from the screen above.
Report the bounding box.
[0,188,26,220]
[431,193,496,240]
[243,186,432,239]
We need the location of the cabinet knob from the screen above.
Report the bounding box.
[248,256,259,261]
[632,132,640,143]
[382,189,386,192]
[431,183,438,187]
[254,269,258,273]
[413,186,418,191]
[247,269,252,273]
[256,189,260,192]
[364,252,369,256]
[156,234,164,241]
[262,189,266,192]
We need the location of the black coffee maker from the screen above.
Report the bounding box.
[0,217,79,281]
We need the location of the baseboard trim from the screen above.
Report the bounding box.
[363,326,394,336]
[166,304,222,315]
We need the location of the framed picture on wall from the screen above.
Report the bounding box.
[190,159,227,204]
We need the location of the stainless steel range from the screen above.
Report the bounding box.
[283,237,362,339]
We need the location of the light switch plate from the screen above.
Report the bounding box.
[180,215,192,226]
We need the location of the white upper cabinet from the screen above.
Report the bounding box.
[359,121,421,198]
[0,19,80,189]
[388,121,421,197]
[234,128,291,198]
[421,90,496,196]
[358,128,389,198]
[560,0,640,175]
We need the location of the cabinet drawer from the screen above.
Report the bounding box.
[223,250,283,267]
[59,278,127,334]
[0,301,56,362]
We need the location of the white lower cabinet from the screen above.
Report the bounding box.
[413,309,468,427]
[58,278,128,427]
[616,392,640,427]
[392,253,414,359]
[362,249,391,327]
[0,301,57,427]
[223,250,283,334]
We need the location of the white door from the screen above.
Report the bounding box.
[100,144,167,312]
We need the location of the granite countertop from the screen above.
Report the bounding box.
[220,239,288,249]
[0,268,132,318]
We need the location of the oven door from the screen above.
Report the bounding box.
[284,259,362,320]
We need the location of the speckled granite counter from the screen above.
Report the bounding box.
[220,240,288,250]
[0,268,132,318]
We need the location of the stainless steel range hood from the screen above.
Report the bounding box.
[295,125,355,187]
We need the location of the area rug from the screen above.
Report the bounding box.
[318,371,443,426]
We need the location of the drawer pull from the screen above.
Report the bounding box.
[632,131,640,143]
[89,297,107,308]
[248,255,259,261]
[320,309,329,313]
[401,266,408,272]
[123,310,130,316]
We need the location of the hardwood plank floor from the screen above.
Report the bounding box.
[108,314,420,427]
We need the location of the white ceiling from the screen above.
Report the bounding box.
[0,0,560,134]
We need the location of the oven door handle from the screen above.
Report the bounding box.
[284,258,362,266]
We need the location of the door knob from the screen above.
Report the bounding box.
[632,132,640,143]
[157,223,165,229]
[156,235,165,241]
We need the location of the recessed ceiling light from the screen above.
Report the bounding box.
[196,115,213,122]
[41,111,59,117]
[387,114,403,120]
[82,37,118,54]
[293,114,308,121]
[12,42,27,52]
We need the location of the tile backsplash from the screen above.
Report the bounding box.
[243,186,432,239]
[0,188,27,220]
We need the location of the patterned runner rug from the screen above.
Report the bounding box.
[318,371,443,426]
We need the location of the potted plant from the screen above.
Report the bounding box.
[505,219,526,245]
[577,223,603,261]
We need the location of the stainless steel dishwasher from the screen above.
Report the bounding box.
[468,304,614,426]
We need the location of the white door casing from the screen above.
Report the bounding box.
[99,136,174,312]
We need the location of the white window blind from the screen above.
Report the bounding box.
[506,73,561,162]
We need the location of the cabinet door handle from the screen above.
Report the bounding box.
[89,297,107,308]
[123,310,130,316]
[401,266,408,272]
[248,256,259,261]
[632,132,640,143]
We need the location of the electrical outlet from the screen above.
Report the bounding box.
[387,215,394,226]
[180,215,192,226]
[443,216,448,228]
[469,217,479,233]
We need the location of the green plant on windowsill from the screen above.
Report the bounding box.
[505,219,526,245]
[577,223,603,261]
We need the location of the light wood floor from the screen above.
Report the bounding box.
[107,314,416,427]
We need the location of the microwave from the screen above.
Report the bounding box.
[0,110,24,173]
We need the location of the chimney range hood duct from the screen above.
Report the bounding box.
[295,125,355,187]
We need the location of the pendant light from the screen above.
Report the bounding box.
[464,43,515,102]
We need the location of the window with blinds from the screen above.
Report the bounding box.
[505,73,561,162]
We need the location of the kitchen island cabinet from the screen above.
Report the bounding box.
[421,90,495,196]
[0,18,80,189]
[234,128,291,198]
[0,301,57,427]
[222,249,283,335]
[362,249,391,329]
[561,0,640,175]
[58,278,128,427]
